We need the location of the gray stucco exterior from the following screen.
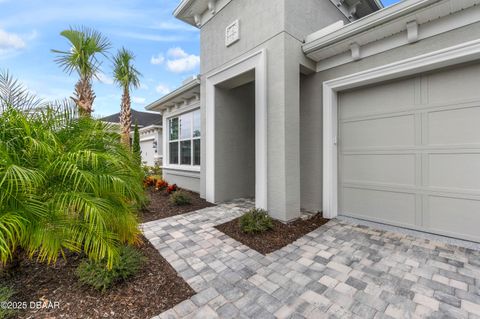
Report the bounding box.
[162,0,480,241]
[197,0,347,221]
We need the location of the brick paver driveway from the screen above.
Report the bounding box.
[143,200,480,319]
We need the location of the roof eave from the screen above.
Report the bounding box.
[173,0,201,28]
[303,0,437,56]
[146,77,201,111]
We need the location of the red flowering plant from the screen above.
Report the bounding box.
[155,179,168,191]
[143,176,157,188]
[166,184,178,194]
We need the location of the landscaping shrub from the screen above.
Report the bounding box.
[239,209,274,234]
[0,72,146,269]
[169,191,192,206]
[132,123,141,165]
[0,285,14,319]
[155,179,168,191]
[166,184,178,194]
[76,246,145,292]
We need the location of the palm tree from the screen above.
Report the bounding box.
[52,27,110,116]
[113,48,141,146]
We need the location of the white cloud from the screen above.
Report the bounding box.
[155,84,171,95]
[0,28,26,56]
[165,47,200,73]
[96,72,114,85]
[150,54,165,65]
[132,96,146,104]
[167,47,188,58]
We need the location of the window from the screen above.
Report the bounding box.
[168,109,201,167]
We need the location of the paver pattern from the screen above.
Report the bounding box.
[142,199,480,319]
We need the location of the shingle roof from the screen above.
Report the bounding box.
[100,109,162,127]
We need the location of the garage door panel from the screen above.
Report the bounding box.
[338,62,480,242]
[428,63,480,105]
[428,106,480,145]
[338,79,416,119]
[341,115,415,149]
[341,187,416,225]
[428,153,480,191]
[426,195,480,241]
[343,154,416,186]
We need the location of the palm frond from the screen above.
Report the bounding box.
[113,48,142,89]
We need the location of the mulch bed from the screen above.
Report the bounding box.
[3,236,195,319]
[215,214,329,255]
[140,187,215,222]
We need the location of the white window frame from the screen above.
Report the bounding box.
[165,108,201,172]
[322,39,480,219]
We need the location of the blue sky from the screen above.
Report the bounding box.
[0,0,400,117]
[0,0,200,117]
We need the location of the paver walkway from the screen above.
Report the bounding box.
[142,199,480,319]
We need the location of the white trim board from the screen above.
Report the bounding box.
[322,39,480,218]
[205,49,268,209]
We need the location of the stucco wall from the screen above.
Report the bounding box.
[298,21,480,214]
[214,82,255,202]
[163,169,201,193]
[199,0,346,220]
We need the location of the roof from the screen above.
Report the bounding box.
[303,0,474,63]
[100,109,162,127]
[174,0,383,28]
[146,76,200,112]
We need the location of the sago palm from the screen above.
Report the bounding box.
[52,26,111,116]
[0,71,145,269]
[113,48,141,146]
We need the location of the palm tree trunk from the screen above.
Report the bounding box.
[120,87,132,147]
[72,77,95,116]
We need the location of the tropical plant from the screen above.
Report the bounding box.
[239,209,274,234]
[113,48,141,146]
[0,71,145,269]
[52,26,111,116]
[132,123,141,164]
[76,245,145,291]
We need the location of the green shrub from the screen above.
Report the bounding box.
[0,72,146,269]
[169,191,192,206]
[239,209,274,234]
[76,246,145,291]
[0,285,14,319]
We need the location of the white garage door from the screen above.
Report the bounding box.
[338,62,480,242]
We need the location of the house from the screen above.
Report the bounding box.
[100,109,163,166]
[146,76,201,191]
[149,0,480,243]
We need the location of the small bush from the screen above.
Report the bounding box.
[166,184,178,194]
[239,209,274,234]
[170,191,192,206]
[0,285,15,319]
[143,176,156,188]
[76,246,145,292]
[155,179,168,191]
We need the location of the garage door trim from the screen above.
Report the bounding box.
[322,39,480,219]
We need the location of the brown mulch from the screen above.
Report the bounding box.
[215,213,329,255]
[3,236,195,319]
[140,187,215,222]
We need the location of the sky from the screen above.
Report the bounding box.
[0,0,401,118]
[0,0,200,117]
